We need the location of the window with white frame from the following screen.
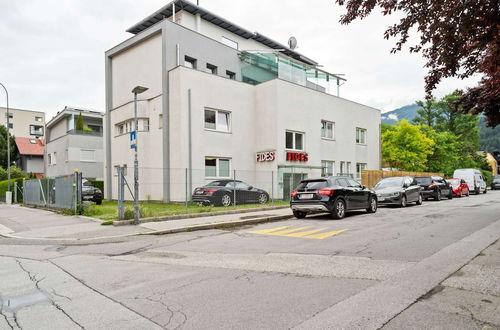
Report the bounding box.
[340,161,345,175]
[159,114,163,129]
[35,116,43,122]
[356,163,367,179]
[347,162,352,174]
[285,131,304,151]
[80,149,95,162]
[321,161,334,177]
[115,118,150,135]
[48,152,57,166]
[356,128,367,144]
[205,157,231,178]
[221,36,238,50]
[184,56,197,69]
[204,109,230,132]
[321,120,334,139]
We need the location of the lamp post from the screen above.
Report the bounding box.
[0,82,10,193]
[131,86,148,225]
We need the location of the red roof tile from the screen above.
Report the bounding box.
[15,137,45,156]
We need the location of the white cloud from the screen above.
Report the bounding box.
[0,0,481,120]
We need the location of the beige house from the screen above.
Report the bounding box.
[0,107,45,138]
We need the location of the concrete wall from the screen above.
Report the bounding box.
[0,107,45,138]
[47,117,68,142]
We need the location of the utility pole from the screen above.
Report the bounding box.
[131,86,148,225]
[0,82,10,194]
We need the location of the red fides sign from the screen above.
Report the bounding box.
[287,152,308,162]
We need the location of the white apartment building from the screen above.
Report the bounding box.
[105,0,381,201]
[0,107,45,138]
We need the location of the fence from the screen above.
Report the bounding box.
[23,173,82,211]
[361,170,444,188]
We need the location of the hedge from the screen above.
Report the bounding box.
[90,180,104,194]
[0,178,25,202]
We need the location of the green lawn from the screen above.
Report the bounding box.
[83,200,289,221]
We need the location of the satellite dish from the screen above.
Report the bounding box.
[288,36,297,50]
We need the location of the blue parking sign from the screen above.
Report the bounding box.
[130,131,137,149]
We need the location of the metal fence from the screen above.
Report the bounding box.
[23,173,82,211]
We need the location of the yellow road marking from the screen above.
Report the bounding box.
[266,226,311,235]
[248,225,293,235]
[284,228,328,238]
[304,229,349,240]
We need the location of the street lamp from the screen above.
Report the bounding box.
[0,82,10,195]
[131,86,148,225]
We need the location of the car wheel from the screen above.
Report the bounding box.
[293,210,307,219]
[475,187,480,195]
[96,199,102,205]
[219,194,232,207]
[484,188,487,194]
[366,197,377,213]
[416,194,423,205]
[466,191,470,197]
[400,195,407,207]
[258,193,268,204]
[448,190,453,199]
[331,199,346,219]
[435,190,441,201]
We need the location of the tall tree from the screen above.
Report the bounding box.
[413,98,438,127]
[335,0,500,126]
[382,120,434,171]
[76,113,84,131]
[0,125,18,169]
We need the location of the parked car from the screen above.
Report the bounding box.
[491,175,500,190]
[373,176,422,207]
[414,176,453,201]
[453,168,487,194]
[82,179,103,205]
[445,178,470,197]
[192,180,269,207]
[290,176,377,219]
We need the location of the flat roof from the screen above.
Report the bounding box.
[46,106,103,129]
[126,0,318,66]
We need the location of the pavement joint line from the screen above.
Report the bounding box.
[292,217,500,330]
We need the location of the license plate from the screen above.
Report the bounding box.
[299,194,313,199]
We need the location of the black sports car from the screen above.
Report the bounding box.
[192,180,269,207]
[373,176,423,207]
[290,176,378,219]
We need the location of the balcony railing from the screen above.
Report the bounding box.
[239,51,346,96]
[67,129,102,137]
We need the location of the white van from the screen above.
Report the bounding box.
[453,169,487,194]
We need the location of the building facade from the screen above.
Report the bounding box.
[105,0,381,201]
[14,137,45,176]
[45,107,104,179]
[0,107,45,139]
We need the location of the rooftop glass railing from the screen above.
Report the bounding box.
[239,51,346,96]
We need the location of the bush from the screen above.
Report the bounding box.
[481,169,493,186]
[0,167,6,181]
[123,206,152,220]
[0,166,26,180]
[0,178,25,202]
[90,180,104,193]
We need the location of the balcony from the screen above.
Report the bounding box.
[67,129,102,137]
[239,51,346,96]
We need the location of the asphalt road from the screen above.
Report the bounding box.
[0,191,499,329]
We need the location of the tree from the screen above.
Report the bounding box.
[0,125,18,169]
[422,128,460,177]
[413,98,438,127]
[335,0,500,127]
[382,120,434,171]
[76,112,84,131]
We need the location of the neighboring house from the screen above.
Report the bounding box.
[0,107,45,138]
[105,0,381,201]
[45,107,104,180]
[14,137,45,177]
[482,152,498,176]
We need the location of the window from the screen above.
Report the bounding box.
[340,161,345,175]
[29,139,37,144]
[285,131,304,151]
[87,124,101,133]
[8,123,13,129]
[6,112,13,119]
[48,152,57,165]
[80,149,95,162]
[30,125,44,136]
[115,118,149,135]
[159,114,163,129]
[356,163,367,179]
[347,178,362,188]
[347,162,351,174]
[185,56,197,69]
[35,116,43,122]
[205,157,231,178]
[204,109,230,132]
[142,119,150,132]
[321,161,334,177]
[221,36,238,50]
[226,70,236,80]
[356,128,367,144]
[206,63,218,75]
[321,120,334,139]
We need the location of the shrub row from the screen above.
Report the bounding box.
[0,178,25,202]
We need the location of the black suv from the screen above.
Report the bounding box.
[290,176,378,219]
[414,176,452,201]
[82,180,103,205]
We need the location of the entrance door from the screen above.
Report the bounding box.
[283,173,307,201]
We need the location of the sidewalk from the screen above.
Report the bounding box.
[0,204,293,241]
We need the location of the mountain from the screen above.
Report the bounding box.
[381,104,421,125]
[382,104,500,152]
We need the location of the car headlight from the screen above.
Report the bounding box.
[391,192,400,197]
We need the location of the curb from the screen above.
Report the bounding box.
[141,214,294,236]
[113,205,289,226]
